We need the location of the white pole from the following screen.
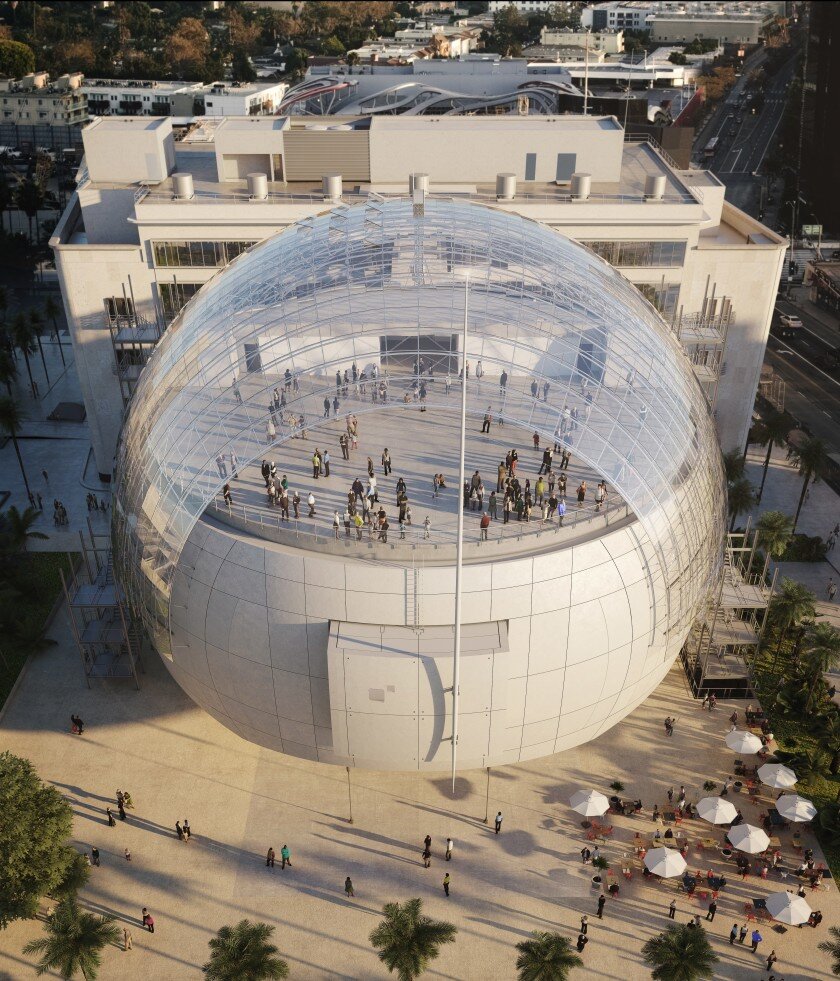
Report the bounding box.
[452,274,468,793]
[583,29,590,115]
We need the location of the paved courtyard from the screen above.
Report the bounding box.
[0,608,837,980]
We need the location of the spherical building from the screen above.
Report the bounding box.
[114,197,726,771]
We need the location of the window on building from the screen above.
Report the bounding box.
[636,283,680,318]
[159,282,202,321]
[580,240,687,267]
[104,296,135,322]
[152,240,257,268]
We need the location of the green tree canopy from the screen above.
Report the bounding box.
[818,925,840,976]
[370,898,457,980]
[515,931,583,981]
[641,923,718,981]
[203,919,289,981]
[0,752,75,927]
[755,510,793,559]
[232,49,257,83]
[0,39,35,78]
[23,898,120,980]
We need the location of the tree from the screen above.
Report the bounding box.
[803,623,840,713]
[203,919,289,981]
[0,396,32,499]
[0,505,47,553]
[370,898,457,981]
[483,5,528,56]
[284,47,308,79]
[164,18,210,80]
[11,311,37,397]
[43,295,66,368]
[23,898,120,980]
[641,924,718,981]
[0,38,35,77]
[515,931,583,981]
[754,411,789,501]
[322,35,346,56]
[727,477,754,531]
[818,925,840,976]
[15,178,44,245]
[816,713,840,775]
[29,309,50,388]
[0,752,76,927]
[722,448,745,484]
[791,436,829,532]
[0,347,16,397]
[668,51,687,65]
[767,577,816,663]
[755,510,793,560]
[231,49,257,83]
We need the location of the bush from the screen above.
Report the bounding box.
[782,534,827,562]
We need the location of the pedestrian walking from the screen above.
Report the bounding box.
[124,848,131,862]
[445,838,453,861]
[829,579,837,602]
[344,876,354,898]
[176,821,184,841]
[91,847,100,866]
[142,908,154,933]
[333,511,341,539]
[183,819,190,840]
[597,894,606,918]
[124,928,133,951]
[668,899,676,919]
[118,801,127,821]
[494,811,503,834]
[281,844,292,869]
[481,407,492,434]
[576,933,589,953]
[106,807,116,827]
[750,929,762,952]
[766,950,777,971]
[581,846,591,864]
[266,847,275,868]
[729,923,738,944]
[323,450,330,478]
[308,491,316,517]
[738,923,748,944]
[707,899,717,921]
[443,872,451,897]
[580,915,589,935]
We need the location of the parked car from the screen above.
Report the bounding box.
[779,313,803,329]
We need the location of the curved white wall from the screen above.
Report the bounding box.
[167,512,677,771]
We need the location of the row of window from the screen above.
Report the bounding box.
[159,282,203,320]
[581,240,687,268]
[152,240,257,268]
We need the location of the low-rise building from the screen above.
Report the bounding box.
[0,72,87,126]
[540,27,625,53]
[82,78,288,118]
[582,1,784,37]
[51,113,784,481]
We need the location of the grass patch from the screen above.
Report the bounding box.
[0,552,79,708]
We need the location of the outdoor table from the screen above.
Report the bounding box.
[701,837,719,849]
[768,836,782,850]
[682,875,696,891]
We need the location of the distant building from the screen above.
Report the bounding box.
[582,1,784,38]
[802,2,840,235]
[82,78,288,118]
[0,72,87,126]
[488,0,574,12]
[651,12,769,45]
[540,27,625,53]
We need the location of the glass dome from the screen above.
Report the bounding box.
[113,197,726,659]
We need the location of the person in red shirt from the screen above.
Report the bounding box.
[480,512,491,541]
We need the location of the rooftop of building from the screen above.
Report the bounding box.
[82,77,284,94]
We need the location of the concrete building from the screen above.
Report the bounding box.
[582,1,783,35]
[540,27,625,53]
[651,12,769,45]
[111,196,726,770]
[803,2,840,235]
[82,78,288,118]
[0,72,87,126]
[488,0,575,12]
[277,57,579,116]
[51,114,785,486]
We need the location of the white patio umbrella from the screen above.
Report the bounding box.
[765,890,812,925]
[775,794,818,823]
[696,796,738,825]
[728,823,770,854]
[569,789,610,817]
[644,847,687,878]
[758,762,797,789]
[725,729,763,754]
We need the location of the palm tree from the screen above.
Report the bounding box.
[0,283,8,344]
[727,476,755,531]
[641,924,718,981]
[11,311,37,397]
[15,178,45,244]
[0,396,31,499]
[203,919,289,981]
[803,623,840,712]
[0,505,48,552]
[370,898,457,981]
[722,448,745,485]
[754,411,789,501]
[515,931,583,981]
[767,577,817,664]
[817,713,840,775]
[29,308,50,387]
[818,925,840,975]
[23,898,121,980]
[755,510,793,560]
[0,347,16,397]
[44,294,66,367]
[791,436,829,532]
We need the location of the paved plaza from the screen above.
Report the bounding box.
[0,607,837,980]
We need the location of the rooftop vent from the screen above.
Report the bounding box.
[644,174,667,202]
[322,173,342,202]
[247,172,268,201]
[409,172,430,195]
[172,173,194,201]
[496,173,516,201]
[570,173,591,202]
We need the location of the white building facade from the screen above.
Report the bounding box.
[0,72,87,126]
[51,114,785,482]
[82,78,288,118]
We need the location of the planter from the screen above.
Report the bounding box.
[591,875,603,888]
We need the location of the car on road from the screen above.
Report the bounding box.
[779,313,803,329]
[772,312,804,339]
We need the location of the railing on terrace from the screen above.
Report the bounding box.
[207,495,632,561]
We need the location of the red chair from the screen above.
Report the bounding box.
[743,903,756,921]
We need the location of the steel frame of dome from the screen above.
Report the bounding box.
[113,197,726,703]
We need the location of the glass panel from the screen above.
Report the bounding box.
[580,240,686,268]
